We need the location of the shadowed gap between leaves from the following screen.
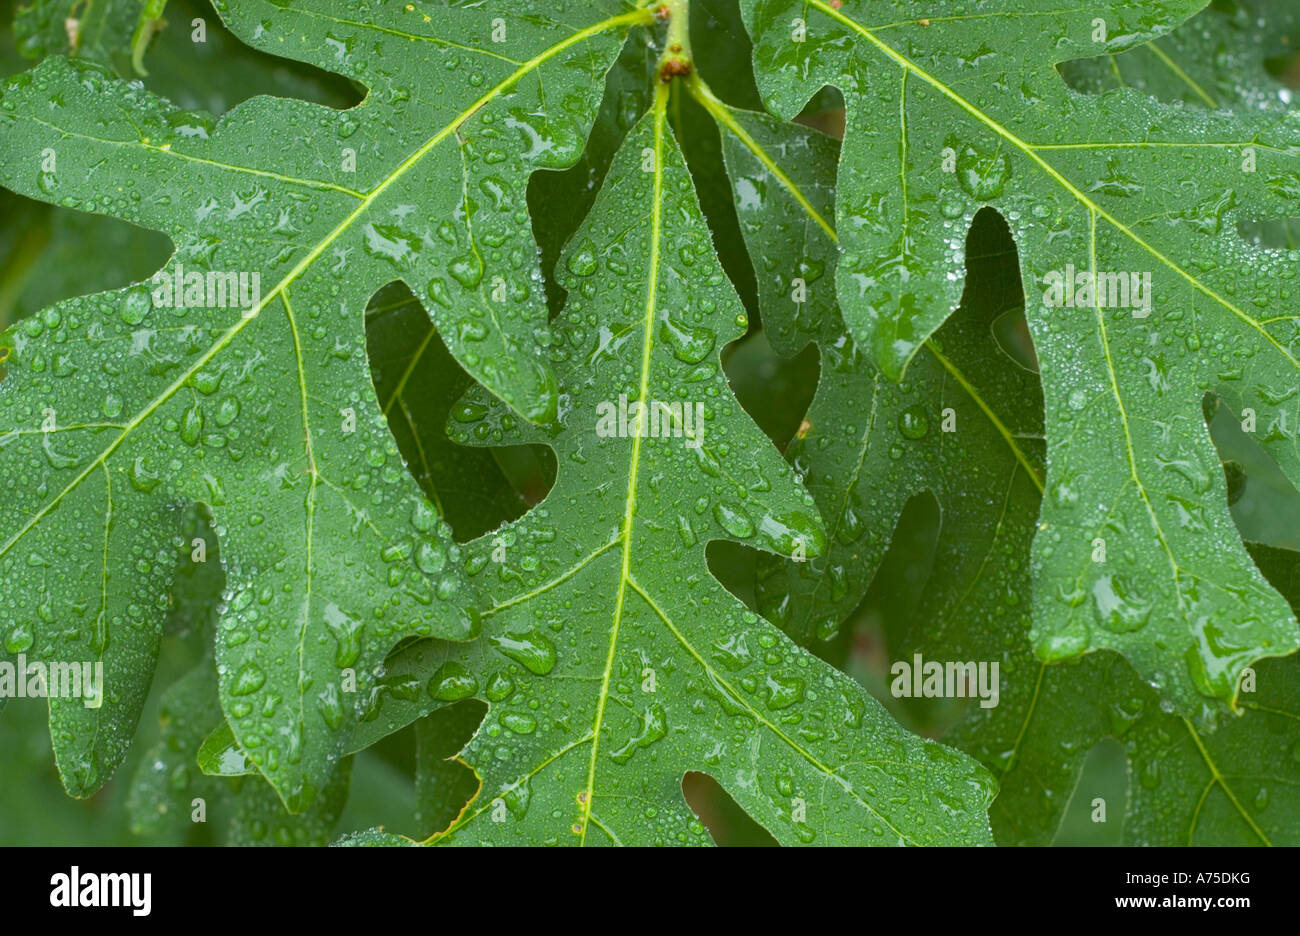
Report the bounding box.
[364,280,554,543]
[682,771,778,846]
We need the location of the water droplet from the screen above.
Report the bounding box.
[5,622,34,653]
[230,663,267,697]
[324,603,363,668]
[659,317,715,364]
[128,456,160,492]
[180,405,203,446]
[429,662,477,701]
[610,703,667,763]
[502,712,537,734]
[712,502,755,538]
[1092,574,1152,633]
[119,288,151,326]
[489,629,556,675]
[214,396,240,427]
[566,240,598,277]
[485,671,515,701]
[898,405,930,439]
[449,251,484,289]
[955,144,1011,200]
[762,674,806,710]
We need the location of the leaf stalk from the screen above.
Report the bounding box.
[654,0,692,82]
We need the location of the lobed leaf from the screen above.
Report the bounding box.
[704,55,1300,843]
[0,0,652,806]
[318,89,996,846]
[741,0,1300,717]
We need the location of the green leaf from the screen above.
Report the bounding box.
[127,509,354,845]
[528,26,657,315]
[389,89,991,846]
[0,0,352,332]
[128,666,223,837]
[699,92,1043,838]
[697,61,1300,844]
[1060,0,1300,269]
[9,0,1294,849]
[0,0,654,807]
[741,0,1300,717]
[0,187,172,330]
[945,546,1300,845]
[132,661,354,844]
[693,77,1042,655]
[17,0,362,113]
[1060,0,1299,112]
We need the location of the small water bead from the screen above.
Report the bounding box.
[898,405,929,439]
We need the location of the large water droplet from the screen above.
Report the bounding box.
[489,628,556,675]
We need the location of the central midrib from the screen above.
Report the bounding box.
[578,82,670,846]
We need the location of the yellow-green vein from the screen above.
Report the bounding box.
[1086,210,1185,598]
[1147,41,1218,109]
[577,79,669,846]
[283,288,319,769]
[1181,715,1270,844]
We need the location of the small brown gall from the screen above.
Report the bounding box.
[660,59,692,82]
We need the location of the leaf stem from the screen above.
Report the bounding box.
[129,0,169,77]
[654,0,692,83]
[686,72,838,243]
